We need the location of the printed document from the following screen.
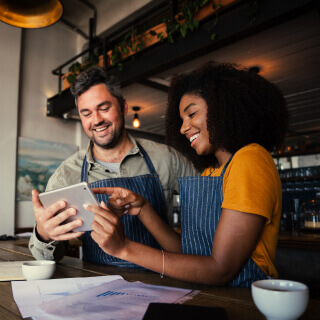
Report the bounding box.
[12,275,123,318]
[38,279,193,320]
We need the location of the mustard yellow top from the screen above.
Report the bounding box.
[202,143,281,278]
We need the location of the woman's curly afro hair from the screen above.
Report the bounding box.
[165,61,289,171]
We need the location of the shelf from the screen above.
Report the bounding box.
[273,148,320,158]
[278,231,320,249]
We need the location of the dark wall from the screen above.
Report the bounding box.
[127,128,165,144]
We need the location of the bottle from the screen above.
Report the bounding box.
[300,193,320,231]
[172,207,181,232]
[292,198,300,231]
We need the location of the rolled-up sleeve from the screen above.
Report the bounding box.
[29,226,66,262]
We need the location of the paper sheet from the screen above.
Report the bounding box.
[15,232,33,238]
[37,279,193,320]
[0,261,27,281]
[12,275,123,318]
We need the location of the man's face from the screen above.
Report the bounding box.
[77,83,127,149]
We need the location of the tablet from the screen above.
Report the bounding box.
[38,182,99,232]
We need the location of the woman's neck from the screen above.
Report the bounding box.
[214,149,232,167]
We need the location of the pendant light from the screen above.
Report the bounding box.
[132,106,141,128]
[0,0,63,29]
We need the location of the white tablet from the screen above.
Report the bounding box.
[38,182,99,232]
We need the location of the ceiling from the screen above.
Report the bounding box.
[58,0,320,142]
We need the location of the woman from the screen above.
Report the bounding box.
[85,62,289,287]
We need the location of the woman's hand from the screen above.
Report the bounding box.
[93,187,182,254]
[85,201,129,258]
[92,187,148,218]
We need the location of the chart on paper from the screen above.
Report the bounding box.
[38,279,193,320]
[12,275,124,318]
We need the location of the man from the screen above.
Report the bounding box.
[29,67,199,268]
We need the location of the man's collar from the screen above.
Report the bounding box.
[85,133,142,166]
[85,141,95,164]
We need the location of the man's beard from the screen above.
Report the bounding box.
[91,119,125,149]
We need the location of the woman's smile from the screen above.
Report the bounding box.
[179,94,215,155]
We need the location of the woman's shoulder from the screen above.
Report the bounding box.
[235,143,271,156]
[226,144,280,188]
[203,144,276,177]
[232,144,275,166]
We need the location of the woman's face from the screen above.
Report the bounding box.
[179,94,215,156]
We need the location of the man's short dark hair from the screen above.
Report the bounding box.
[70,67,125,111]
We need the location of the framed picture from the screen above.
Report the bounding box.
[16,137,79,201]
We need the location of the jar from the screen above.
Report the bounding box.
[300,193,320,231]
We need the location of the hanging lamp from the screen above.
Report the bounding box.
[132,106,141,128]
[0,0,63,29]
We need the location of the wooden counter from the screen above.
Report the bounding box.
[0,238,319,319]
[278,231,320,249]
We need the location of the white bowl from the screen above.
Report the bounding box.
[22,261,56,281]
[251,279,309,320]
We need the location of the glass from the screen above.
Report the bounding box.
[280,211,292,231]
[300,193,320,231]
[172,195,181,232]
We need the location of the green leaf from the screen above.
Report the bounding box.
[181,26,187,37]
[210,33,216,40]
[193,19,199,29]
[67,73,76,84]
[69,62,81,73]
[149,30,157,36]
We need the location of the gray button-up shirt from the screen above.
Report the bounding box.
[29,134,199,261]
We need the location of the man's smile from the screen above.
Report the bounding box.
[92,124,111,136]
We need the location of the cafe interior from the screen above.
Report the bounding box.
[0,0,319,318]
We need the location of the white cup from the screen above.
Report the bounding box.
[22,261,56,281]
[251,279,309,320]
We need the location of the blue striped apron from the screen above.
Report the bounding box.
[81,143,167,269]
[178,156,267,287]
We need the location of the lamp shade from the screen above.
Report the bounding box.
[0,0,63,28]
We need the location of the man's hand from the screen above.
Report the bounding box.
[92,187,148,217]
[32,189,84,242]
[85,201,129,258]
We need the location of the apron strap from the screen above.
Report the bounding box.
[220,154,234,177]
[81,155,89,182]
[136,143,158,175]
[136,143,166,213]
